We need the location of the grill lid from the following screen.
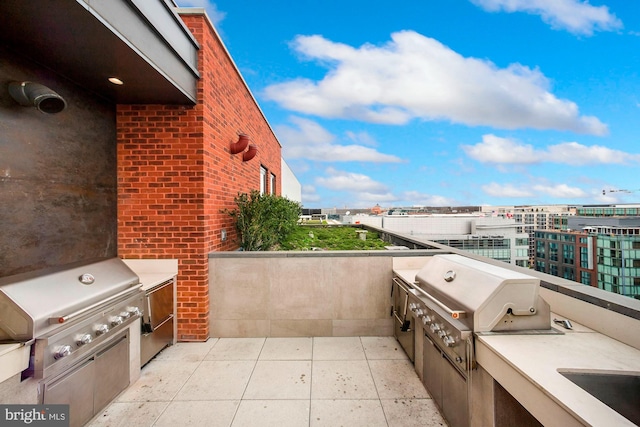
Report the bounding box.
[0,258,140,342]
[415,254,548,332]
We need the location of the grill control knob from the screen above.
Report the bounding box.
[430,323,441,333]
[408,303,416,311]
[77,333,93,346]
[119,311,131,319]
[53,345,72,360]
[128,306,142,317]
[110,316,124,327]
[423,315,432,325]
[438,330,447,339]
[415,309,424,318]
[95,324,109,336]
[444,336,457,347]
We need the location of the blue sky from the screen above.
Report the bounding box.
[177,0,640,209]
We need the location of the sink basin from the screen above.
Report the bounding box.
[559,370,640,425]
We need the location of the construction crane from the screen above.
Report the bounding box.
[602,188,640,195]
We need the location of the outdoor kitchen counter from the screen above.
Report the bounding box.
[0,343,31,384]
[393,267,640,426]
[122,259,178,291]
[476,322,640,427]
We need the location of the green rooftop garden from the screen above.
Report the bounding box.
[278,225,388,251]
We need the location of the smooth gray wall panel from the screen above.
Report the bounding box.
[0,46,117,277]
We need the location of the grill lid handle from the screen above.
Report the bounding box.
[411,284,467,320]
[48,284,142,325]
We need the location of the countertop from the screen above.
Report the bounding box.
[0,342,31,384]
[122,259,178,291]
[477,323,640,427]
[393,268,640,427]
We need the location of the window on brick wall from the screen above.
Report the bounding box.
[260,166,267,195]
[270,173,276,195]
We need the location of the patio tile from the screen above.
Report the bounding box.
[312,337,366,360]
[243,360,311,399]
[361,336,408,360]
[369,359,429,399]
[259,337,313,360]
[205,337,265,360]
[231,400,310,427]
[310,399,387,427]
[380,398,447,427]
[152,339,219,362]
[117,360,200,402]
[173,361,255,401]
[153,400,240,427]
[311,360,378,399]
[96,337,440,427]
[88,401,168,426]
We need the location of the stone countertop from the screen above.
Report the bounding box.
[393,269,420,285]
[477,321,640,427]
[122,259,178,291]
[0,343,31,384]
[393,267,640,426]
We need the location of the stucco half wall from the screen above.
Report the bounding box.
[208,252,396,337]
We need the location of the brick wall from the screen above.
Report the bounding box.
[117,12,282,341]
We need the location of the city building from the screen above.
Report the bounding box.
[344,213,529,266]
[481,205,574,264]
[534,230,597,287]
[534,216,640,300]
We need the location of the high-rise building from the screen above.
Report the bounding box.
[534,216,640,300]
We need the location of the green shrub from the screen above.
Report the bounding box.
[226,191,301,251]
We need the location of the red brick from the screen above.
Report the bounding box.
[117,13,281,342]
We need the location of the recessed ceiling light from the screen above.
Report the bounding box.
[108,77,124,85]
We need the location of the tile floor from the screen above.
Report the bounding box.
[89,337,447,427]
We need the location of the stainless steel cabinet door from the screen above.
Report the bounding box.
[422,334,443,406]
[94,335,129,413]
[442,359,469,427]
[43,359,96,427]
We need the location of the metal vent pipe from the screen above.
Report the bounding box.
[8,81,67,114]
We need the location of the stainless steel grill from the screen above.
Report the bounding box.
[396,254,552,427]
[415,254,551,336]
[0,257,143,380]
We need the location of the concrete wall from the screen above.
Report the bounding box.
[209,253,395,337]
[0,46,117,277]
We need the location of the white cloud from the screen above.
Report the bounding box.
[264,31,607,135]
[532,183,588,198]
[462,135,539,164]
[344,131,377,147]
[275,116,403,163]
[483,181,588,199]
[545,142,640,165]
[302,184,321,203]
[400,191,457,207]
[471,0,622,36]
[463,134,640,165]
[315,167,390,193]
[482,183,534,198]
